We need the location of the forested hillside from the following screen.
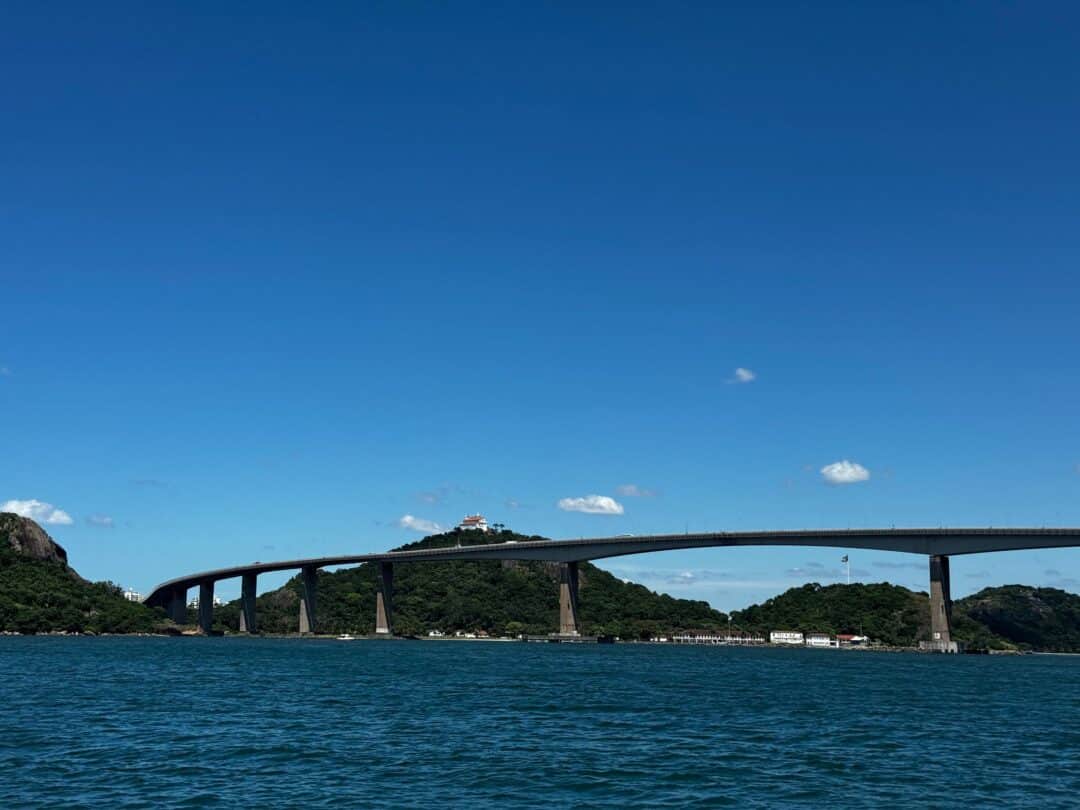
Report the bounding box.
[215,529,728,638]
[0,513,163,634]
[729,580,1080,651]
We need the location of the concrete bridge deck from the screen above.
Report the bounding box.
[143,527,1080,649]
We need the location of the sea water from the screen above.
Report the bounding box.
[1,638,1077,808]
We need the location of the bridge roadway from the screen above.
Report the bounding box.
[143,527,1080,650]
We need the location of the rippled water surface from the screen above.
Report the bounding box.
[2,638,1078,808]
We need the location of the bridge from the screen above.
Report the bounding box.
[143,528,1080,651]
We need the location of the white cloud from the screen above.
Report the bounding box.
[86,514,115,528]
[615,484,655,498]
[398,514,444,534]
[820,460,871,485]
[729,367,756,384]
[2,499,74,525]
[610,564,789,591]
[0,366,10,376]
[557,495,624,515]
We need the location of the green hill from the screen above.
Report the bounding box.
[730,582,931,647]
[729,581,1080,651]
[955,586,1080,652]
[0,513,164,634]
[215,529,729,638]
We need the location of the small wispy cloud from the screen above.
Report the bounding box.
[615,484,656,498]
[873,561,926,571]
[0,366,10,376]
[1047,574,1080,590]
[131,478,168,488]
[786,562,869,580]
[398,514,444,534]
[821,460,871,485]
[86,514,115,528]
[417,486,449,504]
[557,495,624,515]
[1,499,74,526]
[608,565,783,590]
[727,367,756,384]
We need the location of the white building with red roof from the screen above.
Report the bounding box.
[457,514,490,533]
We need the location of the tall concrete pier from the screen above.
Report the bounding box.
[198,581,214,634]
[924,554,960,653]
[167,586,187,624]
[376,562,394,635]
[559,561,581,636]
[239,572,257,633]
[298,565,317,635]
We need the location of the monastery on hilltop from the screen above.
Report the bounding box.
[457,514,490,533]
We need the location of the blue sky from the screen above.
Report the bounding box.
[2,2,1079,609]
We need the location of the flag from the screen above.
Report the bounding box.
[841,555,849,563]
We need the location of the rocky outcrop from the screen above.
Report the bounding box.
[0,512,70,565]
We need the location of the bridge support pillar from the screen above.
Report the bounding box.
[198,581,214,634]
[239,572,257,633]
[922,554,960,653]
[299,565,317,635]
[559,561,581,636]
[376,562,393,635]
[167,586,188,624]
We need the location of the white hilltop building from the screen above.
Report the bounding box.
[123,588,142,602]
[457,514,490,533]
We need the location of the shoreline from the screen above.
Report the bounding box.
[0,631,1049,654]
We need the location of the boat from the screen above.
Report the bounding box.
[336,633,356,641]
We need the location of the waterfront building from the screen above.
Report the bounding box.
[457,514,490,532]
[837,634,870,646]
[805,633,836,648]
[671,631,766,645]
[769,630,804,645]
[672,631,725,644]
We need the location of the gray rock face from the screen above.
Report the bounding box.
[0,513,69,565]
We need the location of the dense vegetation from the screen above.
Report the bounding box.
[955,586,1080,652]
[215,529,728,638]
[0,513,164,634]
[730,582,930,647]
[729,581,1080,651]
